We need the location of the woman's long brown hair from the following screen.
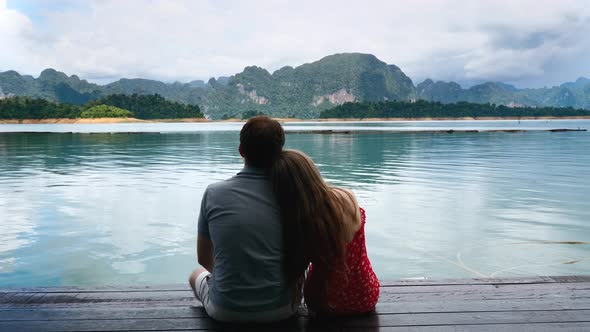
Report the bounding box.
[270,149,351,292]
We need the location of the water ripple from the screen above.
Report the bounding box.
[0,122,589,286]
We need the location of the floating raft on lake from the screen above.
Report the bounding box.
[287,128,587,134]
[0,128,587,135]
[1,276,589,331]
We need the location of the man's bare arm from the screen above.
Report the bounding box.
[197,234,214,272]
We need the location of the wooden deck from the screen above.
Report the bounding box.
[1,276,589,331]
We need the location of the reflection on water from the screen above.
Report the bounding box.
[0,121,589,286]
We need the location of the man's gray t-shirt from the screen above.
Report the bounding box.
[198,167,290,312]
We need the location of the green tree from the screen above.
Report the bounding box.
[89,94,204,119]
[80,104,133,118]
[319,100,590,119]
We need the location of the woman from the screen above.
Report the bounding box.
[270,149,379,314]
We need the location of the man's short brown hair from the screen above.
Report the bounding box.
[240,116,285,168]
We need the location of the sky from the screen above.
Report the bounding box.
[2,0,590,88]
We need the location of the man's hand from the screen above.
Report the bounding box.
[197,234,214,272]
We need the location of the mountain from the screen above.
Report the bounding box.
[0,68,208,107]
[0,54,416,119]
[417,77,590,109]
[188,80,208,89]
[104,79,205,105]
[0,68,103,104]
[1,53,589,119]
[203,53,416,118]
[561,77,590,90]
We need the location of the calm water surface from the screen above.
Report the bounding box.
[0,120,589,286]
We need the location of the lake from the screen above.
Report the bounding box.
[0,120,589,286]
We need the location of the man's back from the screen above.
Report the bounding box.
[198,167,290,312]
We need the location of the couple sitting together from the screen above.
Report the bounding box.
[189,116,379,323]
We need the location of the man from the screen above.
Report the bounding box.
[189,116,296,322]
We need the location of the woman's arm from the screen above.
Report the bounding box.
[332,187,362,240]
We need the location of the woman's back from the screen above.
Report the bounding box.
[304,193,380,314]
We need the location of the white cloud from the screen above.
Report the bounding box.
[2,0,590,87]
[0,0,36,73]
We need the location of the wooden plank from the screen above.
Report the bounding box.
[550,276,590,283]
[3,276,588,294]
[380,276,590,287]
[1,310,589,331]
[379,282,590,295]
[3,279,588,298]
[339,322,590,331]
[373,298,590,314]
[0,282,559,296]
[150,329,332,332]
[0,284,187,294]
[3,282,589,307]
[132,323,590,332]
[378,286,590,303]
[0,290,196,305]
[0,317,218,332]
[0,293,17,306]
[0,316,312,332]
[3,298,589,312]
[1,277,589,331]
[2,288,589,310]
[0,306,208,321]
[376,282,590,295]
[3,297,590,322]
[304,310,590,329]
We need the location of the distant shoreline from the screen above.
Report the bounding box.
[0,118,210,124]
[282,116,590,122]
[1,115,590,125]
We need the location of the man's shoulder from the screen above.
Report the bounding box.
[205,168,269,197]
[205,173,249,194]
[206,176,236,193]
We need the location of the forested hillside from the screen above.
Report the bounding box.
[0,95,203,120]
[320,100,590,119]
[2,53,590,119]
